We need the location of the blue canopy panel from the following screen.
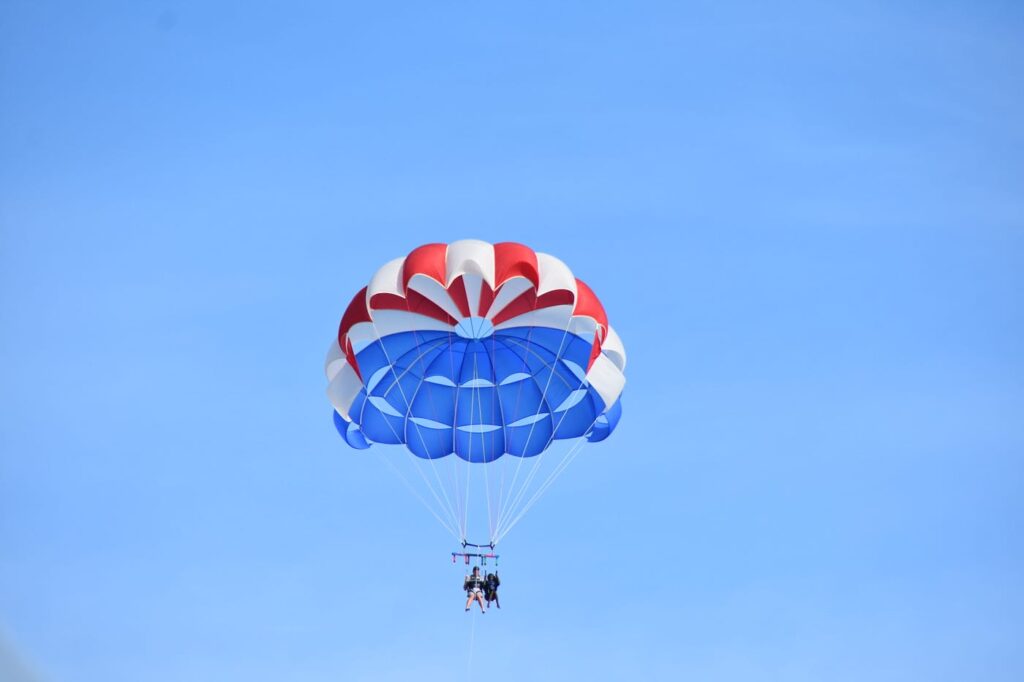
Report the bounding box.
[333,409,370,449]
[586,397,622,443]
[334,328,621,461]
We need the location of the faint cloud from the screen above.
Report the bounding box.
[0,630,45,682]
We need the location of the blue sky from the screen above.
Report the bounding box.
[1,1,1022,680]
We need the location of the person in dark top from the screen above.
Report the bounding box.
[464,566,486,613]
[484,572,501,609]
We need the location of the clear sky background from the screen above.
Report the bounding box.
[2,1,1022,680]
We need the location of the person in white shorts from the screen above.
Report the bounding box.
[464,566,486,613]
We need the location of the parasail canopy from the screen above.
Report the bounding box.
[325,239,626,544]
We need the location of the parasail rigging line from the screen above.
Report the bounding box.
[494,327,606,540]
[494,411,602,543]
[466,608,477,682]
[491,326,582,537]
[405,326,474,539]
[489,323,537,541]
[369,445,459,539]
[360,363,459,538]
[490,317,574,536]
[369,322,463,536]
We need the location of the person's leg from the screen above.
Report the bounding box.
[475,593,486,612]
[465,595,473,611]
